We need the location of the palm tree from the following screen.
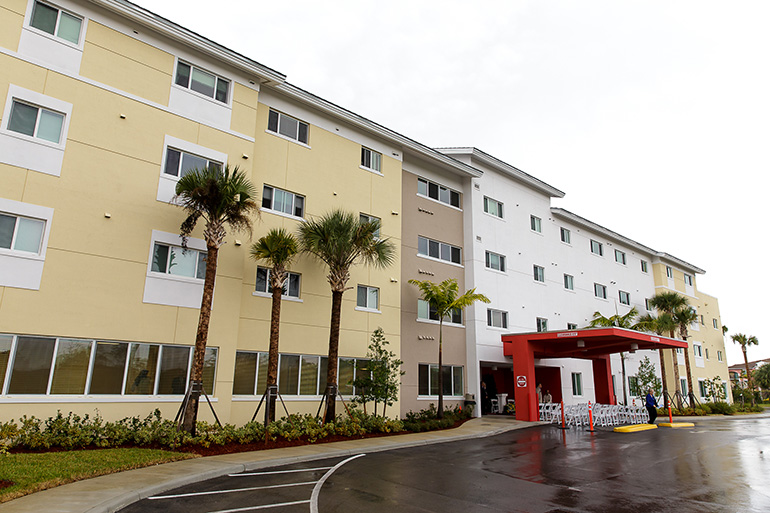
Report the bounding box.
[250,228,299,423]
[634,312,676,408]
[174,165,257,433]
[408,279,489,419]
[673,306,699,405]
[649,291,689,408]
[298,210,395,423]
[586,307,638,405]
[731,333,759,405]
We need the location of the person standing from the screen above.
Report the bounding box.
[481,381,491,415]
[536,383,543,404]
[645,388,659,424]
[543,390,552,403]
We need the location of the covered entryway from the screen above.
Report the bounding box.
[502,327,688,421]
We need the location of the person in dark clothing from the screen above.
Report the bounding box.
[481,381,492,415]
[645,388,659,424]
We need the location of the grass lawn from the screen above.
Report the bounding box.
[0,448,196,503]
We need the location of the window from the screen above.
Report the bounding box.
[267,109,308,144]
[255,267,301,299]
[151,243,206,280]
[571,372,583,396]
[680,378,688,396]
[615,249,626,265]
[590,240,603,256]
[628,376,640,396]
[699,380,707,398]
[700,315,704,325]
[359,213,381,238]
[0,212,45,254]
[485,251,505,272]
[717,351,723,362]
[7,99,65,144]
[360,147,381,172]
[530,215,542,233]
[175,61,229,103]
[641,260,648,273]
[645,298,652,311]
[418,364,463,397]
[619,290,630,305]
[684,273,693,286]
[163,147,222,178]
[356,285,379,311]
[29,1,82,44]
[705,348,709,360]
[483,197,503,218]
[262,185,305,218]
[89,341,128,394]
[594,283,607,299]
[563,274,574,290]
[693,344,703,358]
[418,299,462,324]
[417,178,461,208]
[567,323,578,330]
[666,266,674,278]
[713,318,718,329]
[536,317,548,332]
[417,236,461,265]
[533,265,545,282]
[487,309,508,329]
[560,227,571,244]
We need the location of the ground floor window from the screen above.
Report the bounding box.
[0,334,216,396]
[418,364,463,397]
[680,378,688,396]
[699,379,707,398]
[571,372,583,396]
[628,376,639,396]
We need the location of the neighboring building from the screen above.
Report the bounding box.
[729,359,770,388]
[0,0,733,424]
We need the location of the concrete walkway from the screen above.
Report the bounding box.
[1,416,535,513]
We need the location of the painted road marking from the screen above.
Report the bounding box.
[149,481,316,500]
[209,499,311,512]
[310,454,366,513]
[229,467,333,477]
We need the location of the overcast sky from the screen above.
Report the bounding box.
[143,0,770,365]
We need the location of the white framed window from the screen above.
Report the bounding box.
[163,147,222,178]
[645,298,652,311]
[615,249,626,265]
[533,265,545,282]
[483,197,503,218]
[143,230,207,308]
[29,1,83,45]
[693,344,703,358]
[717,351,723,362]
[360,147,381,173]
[567,323,578,330]
[563,274,574,290]
[262,185,305,218]
[666,266,674,278]
[359,213,381,238]
[537,317,548,332]
[418,364,463,397]
[487,309,508,329]
[594,283,607,299]
[417,178,461,208]
[151,243,206,280]
[571,372,583,396]
[7,99,65,144]
[684,273,693,286]
[698,379,707,398]
[619,290,630,305]
[590,239,603,256]
[417,236,461,265]
[680,378,688,396]
[705,348,709,360]
[175,61,229,103]
[157,136,227,203]
[640,260,648,273]
[530,215,542,233]
[0,212,46,255]
[267,109,309,144]
[255,267,301,299]
[485,251,505,272]
[0,198,53,291]
[713,318,718,329]
[560,227,571,244]
[356,285,379,311]
[418,299,462,325]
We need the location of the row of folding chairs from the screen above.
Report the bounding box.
[539,403,650,427]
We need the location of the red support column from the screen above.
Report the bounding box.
[592,355,616,405]
[511,339,538,421]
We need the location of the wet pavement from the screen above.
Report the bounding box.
[122,416,770,513]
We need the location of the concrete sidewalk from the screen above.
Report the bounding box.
[1,416,535,513]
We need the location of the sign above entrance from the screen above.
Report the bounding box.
[516,375,527,388]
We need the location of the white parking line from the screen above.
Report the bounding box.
[149,481,316,500]
[209,499,311,513]
[310,454,366,513]
[229,467,333,477]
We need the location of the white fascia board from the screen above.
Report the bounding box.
[437,147,563,197]
[653,253,706,275]
[87,0,286,85]
[271,84,482,179]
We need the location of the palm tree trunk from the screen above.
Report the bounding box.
[324,289,344,423]
[658,348,669,409]
[182,243,219,434]
[620,352,628,405]
[265,277,283,423]
[437,319,444,420]
[683,347,695,406]
[743,347,754,406]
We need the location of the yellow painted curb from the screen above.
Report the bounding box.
[614,424,658,433]
[658,422,695,428]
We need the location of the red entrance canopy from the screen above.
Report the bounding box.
[501,327,687,422]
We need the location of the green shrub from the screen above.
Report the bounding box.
[709,401,735,415]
